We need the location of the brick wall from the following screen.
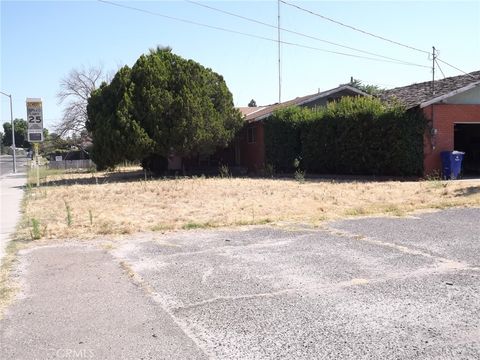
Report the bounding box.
[423,104,480,175]
[238,122,265,173]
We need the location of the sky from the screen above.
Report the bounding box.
[1,0,479,132]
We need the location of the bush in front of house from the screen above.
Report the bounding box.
[141,153,168,175]
[264,106,312,173]
[86,47,243,171]
[264,97,426,176]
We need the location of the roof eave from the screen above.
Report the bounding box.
[419,81,480,108]
[295,85,370,107]
[250,85,370,122]
[255,113,272,122]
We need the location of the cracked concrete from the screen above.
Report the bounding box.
[0,245,207,360]
[1,208,479,359]
[109,208,480,359]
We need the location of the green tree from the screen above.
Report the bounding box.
[131,48,242,158]
[350,78,384,96]
[87,48,243,171]
[87,66,154,170]
[40,132,69,155]
[2,119,29,148]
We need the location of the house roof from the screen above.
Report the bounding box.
[243,85,368,122]
[380,70,480,109]
[238,106,267,117]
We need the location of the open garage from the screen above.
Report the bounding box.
[454,123,480,175]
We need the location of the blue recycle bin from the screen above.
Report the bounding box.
[441,151,465,180]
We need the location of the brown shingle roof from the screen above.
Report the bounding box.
[244,93,315,122]
[243,85,368,122]
[237,107,267,117]
[380,70,480,108]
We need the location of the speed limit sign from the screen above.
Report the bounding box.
[26,98,44,142]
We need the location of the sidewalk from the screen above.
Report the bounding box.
[0,172,27,265]
[0,244,207,359]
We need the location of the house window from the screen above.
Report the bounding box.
[247,126,256,144]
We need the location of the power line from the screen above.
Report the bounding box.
[283,42,428,67]
[280,0,431,56]
[436,58,476,78]
[98,1,276,43]
[99,0,430,69]
[435,59,445,79]
[280,0,475,78]
[185,0,427,68]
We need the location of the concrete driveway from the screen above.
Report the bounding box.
[1,208,479,359]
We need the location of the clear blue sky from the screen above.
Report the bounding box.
[1,0,479,132]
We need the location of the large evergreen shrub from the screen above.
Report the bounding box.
[264,107,312,172]
[264,97,426,176]
[86,48,243,171]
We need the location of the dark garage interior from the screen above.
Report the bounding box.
[454,123,480,175]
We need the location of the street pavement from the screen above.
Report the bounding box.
[1,207,479,359]
[0,154,28,177]
[0,155,27,265]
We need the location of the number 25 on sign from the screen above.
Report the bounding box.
[28,115,42,123]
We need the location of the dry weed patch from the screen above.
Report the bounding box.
[20,169,480,239]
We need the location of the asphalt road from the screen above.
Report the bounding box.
[0,154,28,176]
[1,208,479,359]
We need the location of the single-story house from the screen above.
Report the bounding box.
[236,84,369,172]
[381,70,480,176]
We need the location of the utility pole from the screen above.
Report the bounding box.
[0,91,16,173]
[432,46,436,95]
[278,0,282,103]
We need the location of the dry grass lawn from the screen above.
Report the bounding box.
[19,167,480,240]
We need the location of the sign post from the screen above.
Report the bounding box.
[26,98,44,186]
[33,143,40,186]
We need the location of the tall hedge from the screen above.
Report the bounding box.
[264,107,312,172]
[264,97,426,176]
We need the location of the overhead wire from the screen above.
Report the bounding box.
[435,59,446,79]
[280,0,431,55]
[98,0,278,43]
[436,58,476,78]
[280,0,475,77]
[185,0,426,68]
[98,0,430,69]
